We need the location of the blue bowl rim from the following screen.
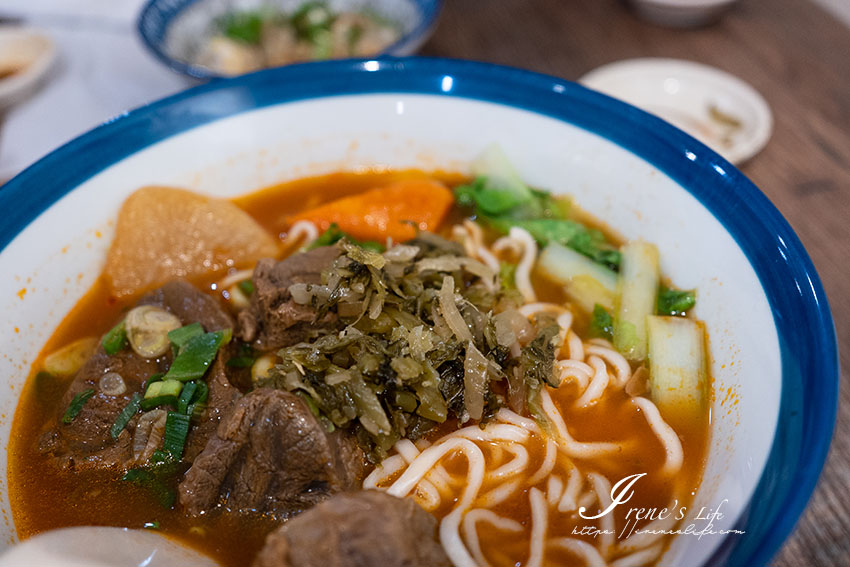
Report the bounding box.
[136,0,444,80]
[0,57,838,567]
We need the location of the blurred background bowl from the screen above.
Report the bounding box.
[138,0,443,80]
[628,0,740,28]
[0,26,55,112]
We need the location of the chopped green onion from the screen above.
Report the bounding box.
[163,412,191,460]
[177,381,198,415]
[102,320,128,355]
[186,381,210,421]
[110,393,142,439]
[168,322,204,355]
[122,468,149,482]
[192,381,210,405]
[657,286,697,316]
[149,449,172,465]
[237,279,255,296]
[141,379,183,411]
[144,372,165,390]
[164,330,231,382]
[62,388,95,424]
[143,521,160,530]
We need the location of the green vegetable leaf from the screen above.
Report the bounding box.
[454,177,527,215]
[291,2,334,41]
[218,11,264,44]
[589,304,614,341]
[309,223,385,253]
[485,217,621,271]
[657,286,696,316]
[62,388,95,424]
[102,320,128,355]
[164,330,230,382]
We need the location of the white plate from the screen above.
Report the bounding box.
[580,58,773,164]
[0,26,55,112]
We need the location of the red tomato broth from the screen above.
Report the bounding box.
[8,170,709,566]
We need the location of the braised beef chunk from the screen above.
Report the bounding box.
[179,388,365,518]
[37,349,163,470]
[253,491,451,567]
[38,281,237,471]
[238,247,341,351]
[140,281,234,331]
[182,356,240,462]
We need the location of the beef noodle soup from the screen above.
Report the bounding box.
[9,149,710,567]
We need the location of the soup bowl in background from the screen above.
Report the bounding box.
[138,0,443,80]
[0,58,837,566]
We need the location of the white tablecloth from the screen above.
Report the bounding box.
[0,0,190,180]
[2,0,849,180]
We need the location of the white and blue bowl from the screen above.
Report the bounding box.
[137,0,443,80]
[0,58,838,566]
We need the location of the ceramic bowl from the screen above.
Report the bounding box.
[137,0,443,80]
[0,58,837,566]
[580,58,773,164]
[629,0,740,28]
[0,26,55,112]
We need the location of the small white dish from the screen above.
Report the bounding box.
[580,57,773,164]
[628,0,739,28]
[0,27,56,112]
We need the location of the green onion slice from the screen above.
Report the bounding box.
[168,322,204,355]
[177,381,198,415]
[102,320,128,355]
[164,329,231,382]
[62,388,95,424]
[163,412,191,460]
[110,392,142,439]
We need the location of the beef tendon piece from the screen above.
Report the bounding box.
[253,491,451,567]
[105,186,280,298]
[179,388,365,518]
[238,246,341,351]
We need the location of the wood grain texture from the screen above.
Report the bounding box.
[421,1,850,565]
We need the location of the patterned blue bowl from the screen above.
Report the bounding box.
[137,0,443,80]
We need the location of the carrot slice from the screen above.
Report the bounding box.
[290,178,455,242]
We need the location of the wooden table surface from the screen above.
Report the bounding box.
[421,1,850,565]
